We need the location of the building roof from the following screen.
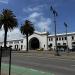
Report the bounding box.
[0,31,75,42]
[34,31,48,35]
[48,32,75,37]
[0,31,47,42]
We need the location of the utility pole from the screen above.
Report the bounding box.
[64,22,69,53]
[50,6,59,56]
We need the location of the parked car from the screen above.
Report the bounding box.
[69,48,75,52]
[58,48,65,52]
[37,48,44,51]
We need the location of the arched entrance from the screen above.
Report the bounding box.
[29,37,40,50]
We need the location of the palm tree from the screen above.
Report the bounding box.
[20,20,34,52]
[0,9,18,47]
[0,9,18,75]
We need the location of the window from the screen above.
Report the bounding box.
[21,45,23,49]
[72,42,75,44]
[49,38,53,41]
[9,41,13,44]
[48,43,52,48]
[56,37,58,41]
[21,40,23,43]
[63,43,66,45]
[14,41,19,44]
[17,45,18,49]
[64,37,67,40]
[72,36,74,40]
[15,45,16,49]
[51,38,53,41]
[15,45,18,49]
[44,44,45,47]
[62,37,63,40]
[59,37,61,40]
[58,43,60,45]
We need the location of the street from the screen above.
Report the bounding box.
[2,51,75,75]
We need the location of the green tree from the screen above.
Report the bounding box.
[0,9,18,47]
[20,20,34,52]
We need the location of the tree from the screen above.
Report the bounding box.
[20,20,34,52]
[0,9,18,47]
[0,9,18,75]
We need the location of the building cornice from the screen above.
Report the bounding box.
[48,32,75,37]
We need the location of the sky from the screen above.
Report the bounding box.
[0,0,75,41]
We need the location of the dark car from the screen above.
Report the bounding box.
[69,48,75,52]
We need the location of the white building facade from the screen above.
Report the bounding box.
[0,31,75,51]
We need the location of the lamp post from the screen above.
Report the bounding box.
[64,22,68,53]
[50,6,59,56]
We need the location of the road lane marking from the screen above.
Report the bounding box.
[71,65,75,67]
[37,57,75,61]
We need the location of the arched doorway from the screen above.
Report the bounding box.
[29,37,40,50]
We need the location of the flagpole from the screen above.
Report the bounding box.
[64,22,68,53]
[50,6,60,56]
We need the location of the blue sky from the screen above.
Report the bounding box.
[0,0,75,35]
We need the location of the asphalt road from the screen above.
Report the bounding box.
[2,52,75,75]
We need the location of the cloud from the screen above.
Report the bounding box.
[21,12,42,23]
[21,12,51,32]
[37,17,51,32]
[23,5,46,13]
[0,0,8,4]
[28,12,51,32]
[23,7,39,13]
[0,28,23,42]
[22,4,52,32]
[29,12,42,19]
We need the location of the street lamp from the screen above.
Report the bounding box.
[64,22,69,53]
[50,6,59,56]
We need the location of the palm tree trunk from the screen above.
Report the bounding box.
[26,34,28,52]
[4,27,8,47]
